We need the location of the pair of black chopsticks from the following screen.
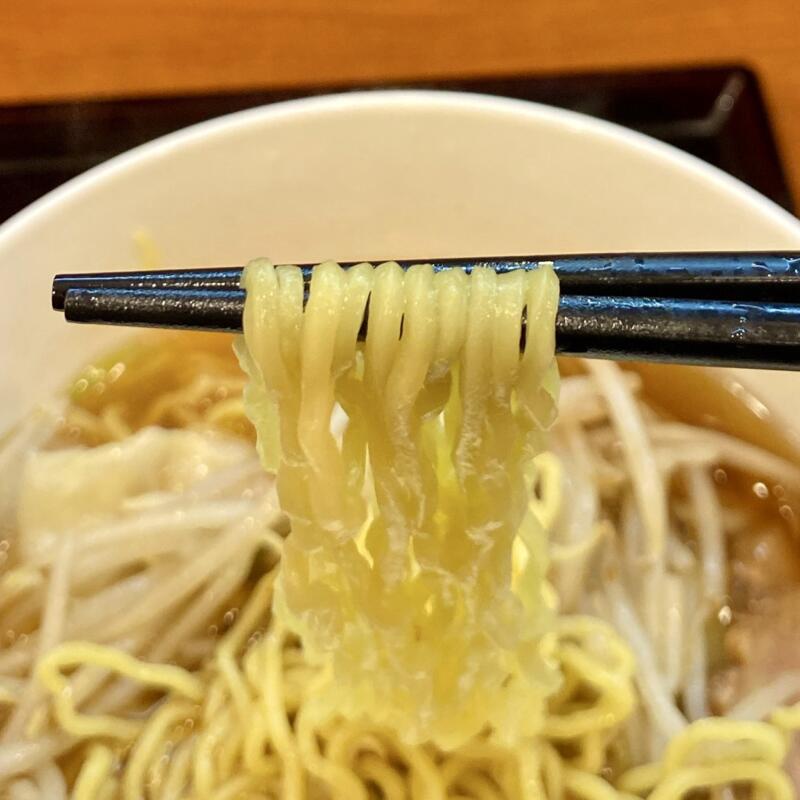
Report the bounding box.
[52,253,800,370]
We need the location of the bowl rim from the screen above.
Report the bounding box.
[2,89,799,247]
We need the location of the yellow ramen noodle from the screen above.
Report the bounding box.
[239,259,561,747]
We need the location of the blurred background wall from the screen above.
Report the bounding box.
[2,0,799,192]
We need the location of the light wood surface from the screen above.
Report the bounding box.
[2,0,800,197]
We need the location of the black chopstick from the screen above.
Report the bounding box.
[51,252,800,310]
[59,286,800,371]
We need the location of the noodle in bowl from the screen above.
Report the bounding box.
[1,91,800,798]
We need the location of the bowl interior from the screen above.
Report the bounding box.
[2,91,799,430]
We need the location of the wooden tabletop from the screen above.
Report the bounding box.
[3,0,800,198]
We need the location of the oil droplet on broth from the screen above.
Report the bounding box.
[223,608,238,628]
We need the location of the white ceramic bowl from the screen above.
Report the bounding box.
[1,90,799,430]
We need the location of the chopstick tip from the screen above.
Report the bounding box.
[51,276,68,311]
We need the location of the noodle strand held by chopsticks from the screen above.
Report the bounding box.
[240,260,563,748]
